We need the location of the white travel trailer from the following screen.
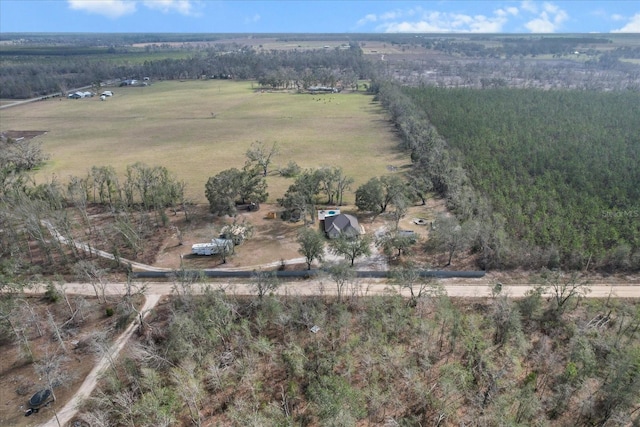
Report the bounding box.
[191,238,234,256]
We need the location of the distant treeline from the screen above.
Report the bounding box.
[422,36,618,58]
[5,32,639,99]
[0,46,119,56]
[0,32,241,45]
[0,42,371,98]
[0,32,381,45]
[373,81,640,271]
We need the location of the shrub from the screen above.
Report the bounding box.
[279,160,301,178]
[44,283,60,303]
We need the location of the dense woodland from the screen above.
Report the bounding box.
[369,80,640,272]
[406,87,640,270]
[2,269,639,426]
[381,36,640,91]
[76,281,640,426]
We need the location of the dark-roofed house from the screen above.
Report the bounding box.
[324,213,360,239]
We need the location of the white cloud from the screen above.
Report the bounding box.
[524,2,568,32]
[381,10,404,21]
[356,13,377,26]
[520,1,538,14]
[356,2,576,34]
[143,0,198,16]
[524,17,554,32]
[542,2,560,14]
[68,0,200,18]
[372,6,511,33]
[612,13,640,32]
[68,0,136,19]
[244,13,261,24]
[495,7,519,17]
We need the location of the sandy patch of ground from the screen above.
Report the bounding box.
[154,204,304,270]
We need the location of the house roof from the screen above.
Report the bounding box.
[324,213,359,236]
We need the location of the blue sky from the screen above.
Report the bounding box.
[1,1,639,34]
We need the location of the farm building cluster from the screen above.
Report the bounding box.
[67,91,95,99]
[66,77,149,101]
[67,90,113,100]
[191,210,363,257]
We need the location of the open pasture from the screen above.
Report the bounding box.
[1,80,407,203]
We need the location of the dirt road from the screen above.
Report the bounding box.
[52,279,640,299]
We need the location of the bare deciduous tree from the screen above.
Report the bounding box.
[46,308,67,353]
[34,347,72,426]
[429,214,474,267]
[389,265,434,307]
[90,330,120,381]
[297,227,325,270]
[0,299,34,361]
[250,269,280,300]
[171,360,204,426]
[246,140,279,176]
[540,269,591,316]
[170,267,204,308]
[72,260,109,303]
[323,261,356,303]
[329,234,372,266]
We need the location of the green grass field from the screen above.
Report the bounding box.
[1,80,407,203]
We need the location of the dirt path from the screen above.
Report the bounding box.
[38,294,161,427]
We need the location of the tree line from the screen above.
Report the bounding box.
[1,142,186,279]
[1,41,372,98]
[369,79,640,271]
[422,36,614,58]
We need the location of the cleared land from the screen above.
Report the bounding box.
[0,80,407,203]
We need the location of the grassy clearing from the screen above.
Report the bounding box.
[1,80,407,203]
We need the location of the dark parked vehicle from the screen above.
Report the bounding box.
[24,389,54,416]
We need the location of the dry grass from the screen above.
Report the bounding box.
[1,80,407,203]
